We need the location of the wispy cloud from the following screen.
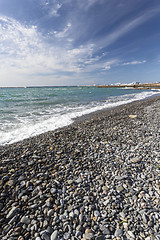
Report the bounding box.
[41,0,62,17]
[78,0,104,11]
[97,6,160,48]
[0,16,40,57]
[0,14,149,86]
[101,60,119,71]
[54,22,72,38]
[0,0,160,86]
[50,3,62,16]
[0,16,102,79]
[122,60,147,66]
[80,59,119,73]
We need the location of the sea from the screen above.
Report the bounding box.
[0,86,160,146]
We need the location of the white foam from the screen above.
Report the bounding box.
[0,90,159,145]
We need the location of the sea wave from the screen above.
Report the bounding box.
[0,90,159,145]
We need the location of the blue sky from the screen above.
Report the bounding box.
[0,0,160,86]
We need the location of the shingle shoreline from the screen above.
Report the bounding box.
[0,96,160,239]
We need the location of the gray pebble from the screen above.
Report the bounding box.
[115,228,123,237]
[20,216,30,225]
[51,230,58,240]
[6,206,18,219]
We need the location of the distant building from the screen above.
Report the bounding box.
[132,82,140,85]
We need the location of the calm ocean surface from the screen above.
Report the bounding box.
[0,86,159,145]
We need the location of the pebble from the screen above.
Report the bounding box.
[115,228,123,237]
[48,209,54,217]
[20,216,30,225]
[6,206,18,219]
[50,188,56,194]
[103,227,110,235]
[94,210,100,217]
[41,232,50,240]
[64,232,71,239]
[51,230,58,240]
[83,232,94,240]
[127,231,135,239]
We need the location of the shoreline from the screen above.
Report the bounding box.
[73,94,160,123]
[0,96,160,239]
[1,94,160,148]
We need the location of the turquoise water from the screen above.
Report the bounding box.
[0,86,159,145]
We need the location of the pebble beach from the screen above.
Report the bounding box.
[0,96,160,240]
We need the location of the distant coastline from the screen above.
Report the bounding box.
[0,86,78,88]
[98,82,160,89]
[1,82,160,89]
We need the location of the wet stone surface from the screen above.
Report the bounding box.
[0,96,160,239]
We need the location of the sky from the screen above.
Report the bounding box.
[0,0,160,86]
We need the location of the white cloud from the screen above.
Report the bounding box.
[41,0,62,17]
[84,56,101,64]
[104,65,111,70]
[50,3,62,16]
[0,15,149,87]
[102,60,118,71]
[79,59,118,73]
[41,0,50,5]
[54,22,72,38]
[0,16,40,57]
[122,60,146,66]
[0,15,104,86]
